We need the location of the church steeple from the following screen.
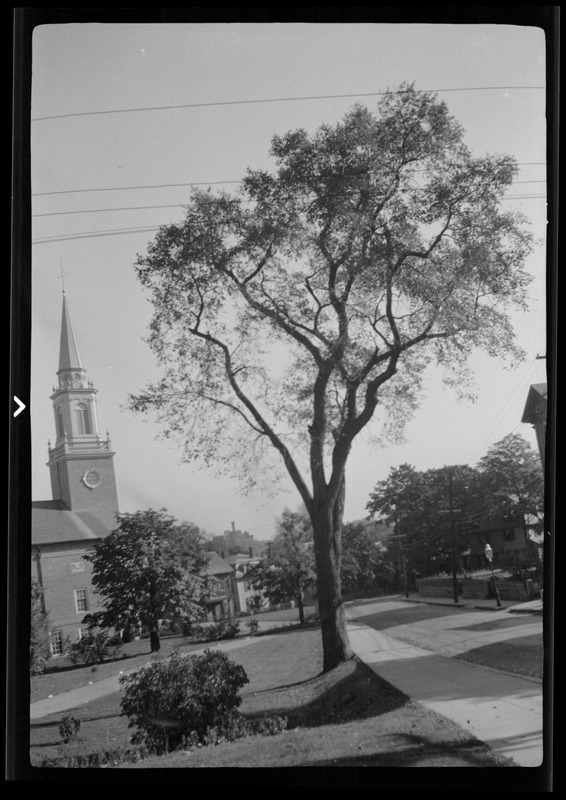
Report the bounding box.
[47,293,119,532]
[59,293,84,370]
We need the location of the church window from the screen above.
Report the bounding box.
[76,402,92,434]
[74,588,88,613]
[50,630,63,656]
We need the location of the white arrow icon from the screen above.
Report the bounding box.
[13,396,26,417]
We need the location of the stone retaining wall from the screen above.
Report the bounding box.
[417,578,458,598]
[461,578,490,599]
[496,581,529,601]
[418,577,529,602]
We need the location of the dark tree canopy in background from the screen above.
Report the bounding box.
[366,434,543,577]
[130,85,533,670]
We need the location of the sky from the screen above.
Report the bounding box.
[29,21,548,542]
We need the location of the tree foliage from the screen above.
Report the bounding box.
[477,433,544,515]
[367,435,543,576]
[86,509,210,652]
[248,508,316,623]
[30,580,50,676]
[341,521,393,596]
[129,85,533,670]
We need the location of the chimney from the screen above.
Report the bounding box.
[231,521,236,532]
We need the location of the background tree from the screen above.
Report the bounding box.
[129,85,533,670]
[341,521,392,596]
[86,509,210,652]
[248,509,315,623]
[478,433,544,514]
[477,433,544,557]
[367,463,483,577]
[30,580,50,676]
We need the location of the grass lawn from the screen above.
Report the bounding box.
[29,622,515,770]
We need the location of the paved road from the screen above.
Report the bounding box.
[345,597,545,768]
[347,596,543,677]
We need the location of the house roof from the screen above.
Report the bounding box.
[521,383,547,424]
[225,553,261,567]
[206,551,233,576]
[32,501,110,546]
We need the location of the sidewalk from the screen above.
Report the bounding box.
[345,596,545,768]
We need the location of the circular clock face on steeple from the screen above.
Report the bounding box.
[81,470,100,489]
[73,372,81,381]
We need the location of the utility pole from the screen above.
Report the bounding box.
[392,512,409,598]
[446,468,463,605]
[396,535,409,599]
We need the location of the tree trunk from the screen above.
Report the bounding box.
[149,627,161,653]
[296,582,305,625]
[311,491,354,672]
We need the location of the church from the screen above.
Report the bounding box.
[32,293,120,655]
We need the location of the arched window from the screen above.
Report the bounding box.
[75,402,92,435]
[55,407,64,439]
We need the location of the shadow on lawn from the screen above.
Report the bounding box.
[243,658,408,729]
[254,621,321,637]
[300,733,506,768]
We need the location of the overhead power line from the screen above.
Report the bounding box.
[31,85,545,123]
[32,191,547,220]
[31,191,547,242]
[32,174,547,199]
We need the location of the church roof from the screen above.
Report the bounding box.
[32,501,110,546]
[58,294,84,372]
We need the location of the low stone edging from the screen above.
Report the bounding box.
[417,577,530,602]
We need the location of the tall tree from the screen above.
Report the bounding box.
[477,434,544,547]
[129,85,533,670]
[248,509,315,624]
[86,509,210,652]
[367,463,482,577]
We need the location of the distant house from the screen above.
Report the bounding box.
[203,552,235,621]
[461,510,540,571]
[226,553,267,614]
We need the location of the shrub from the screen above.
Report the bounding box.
[193,711,288,748]
[59,715,81,744]
[38,746,147,768]
[120,649,249,754]
[246,618,259,634]
[191,619,241,642]
[67,631,122,666]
